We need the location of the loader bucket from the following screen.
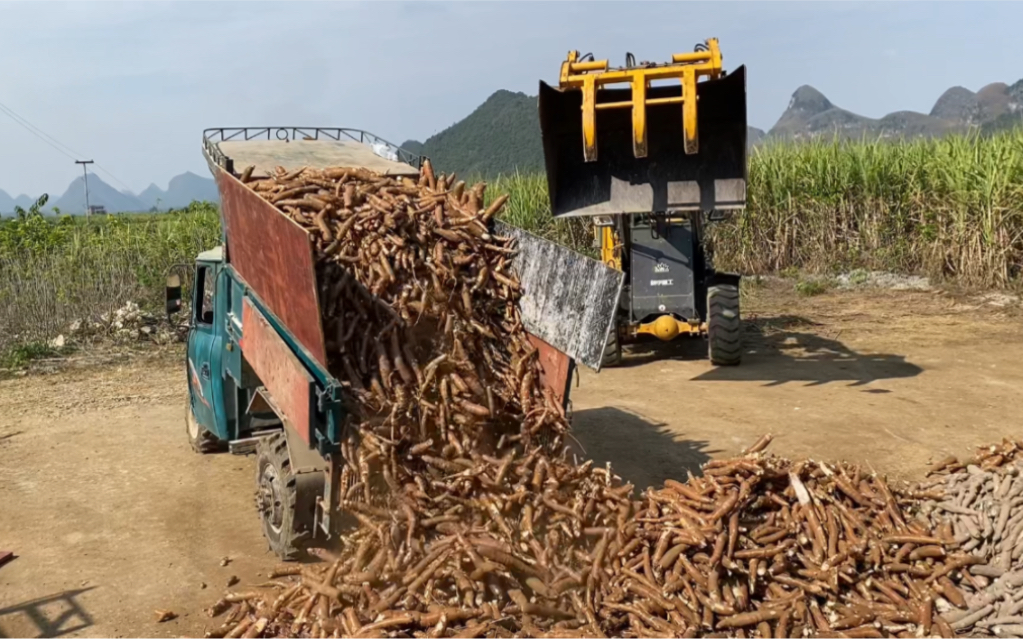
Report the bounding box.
[539,65,748,217]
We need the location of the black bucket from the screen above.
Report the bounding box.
[539,65,748,217]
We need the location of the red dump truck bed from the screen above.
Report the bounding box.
[202,128,424,369]
[201,127,624,413]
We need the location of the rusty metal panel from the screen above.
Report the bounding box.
[239,297,315,446]
[527,333,573,410]
[495,220,623,371]
[215,167,327,367]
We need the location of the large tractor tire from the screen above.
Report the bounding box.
[707,283,742,366]
[254,433,318,561]
[186,406,225,454]
[600,324,623,368]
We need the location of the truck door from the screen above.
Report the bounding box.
[187,264,225,437]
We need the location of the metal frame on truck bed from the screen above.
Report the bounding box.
[167,127,624,559]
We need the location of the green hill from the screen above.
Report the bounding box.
[402,90,543,177]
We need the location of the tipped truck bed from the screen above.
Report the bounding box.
[201,128,624,426]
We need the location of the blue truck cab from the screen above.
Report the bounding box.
[171,243,347,559]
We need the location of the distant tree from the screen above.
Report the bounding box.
[1,194,77,254]
[13,194,49,221]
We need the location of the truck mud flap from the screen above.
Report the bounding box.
[539,65,748,217]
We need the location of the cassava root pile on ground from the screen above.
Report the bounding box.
[200,161,986,638]
[913,440,1023,636]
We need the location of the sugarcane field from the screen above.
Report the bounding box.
[3,3,1023,639]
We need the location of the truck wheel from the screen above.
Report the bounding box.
[601,325,623,368]
[255,433,314,561]
[186,406,224,454]
[708,283,742,366]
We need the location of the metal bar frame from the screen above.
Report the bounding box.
[201,127,425,175]
[556,39,724,160]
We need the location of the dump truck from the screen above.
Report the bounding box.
[538,38,748,367]
[167,127,623,558]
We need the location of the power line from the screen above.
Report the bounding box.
[0,99,136,193]
[0,102,78,162]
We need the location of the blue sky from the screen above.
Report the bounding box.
[1,1,1022,197]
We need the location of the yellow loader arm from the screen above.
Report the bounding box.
[557,38,725,160]
[539,39,748,217]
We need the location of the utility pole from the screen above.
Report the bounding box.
[75,160,94,217]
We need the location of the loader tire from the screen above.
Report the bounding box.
[255,433,315,561]
[600,324,623,368]
[708,283,742,366]
[186,406,225,454]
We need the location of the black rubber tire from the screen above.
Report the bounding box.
[254,433,312,561]
[186,406,225,454]
[707,283,742,366]
[600,324,623,368]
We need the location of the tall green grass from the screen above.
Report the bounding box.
[716,131,1023,284]
[2,129,1022,357]
[0,203,219,354]
[485,172,592,253]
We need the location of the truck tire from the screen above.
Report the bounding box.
[601,324,623,368]
[707,283,742,366]
[186,406,224,454]
[255,433,314,561]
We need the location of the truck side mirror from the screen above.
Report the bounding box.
[166,274,182,317]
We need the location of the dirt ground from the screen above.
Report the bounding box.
[1,283,1021,638]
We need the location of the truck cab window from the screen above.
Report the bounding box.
[195,266,215,325]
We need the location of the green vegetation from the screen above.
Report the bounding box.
[0,202,219,359]
[402,90,543,178]
[484,173,592,254]
[714,131,1023,286]
[794,279,833,297]
[0,341,75,369]
[3,129,1023,363]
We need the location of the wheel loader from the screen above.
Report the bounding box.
[538,38,749,367]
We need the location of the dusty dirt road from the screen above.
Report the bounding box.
[1,283,1021,637]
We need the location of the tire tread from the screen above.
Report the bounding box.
[708,283,742,366]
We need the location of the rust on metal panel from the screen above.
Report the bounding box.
[216,167,327,367]
[494,220,622,371]
[239,297,315,446]
[526,333,573,409]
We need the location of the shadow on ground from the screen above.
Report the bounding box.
[693,315,924,386]
[0,588,95,638]
[614,315,923,387]
[569,406,717,493]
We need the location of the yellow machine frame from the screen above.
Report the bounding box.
[596,223,707,343]
[557,38,724,161]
